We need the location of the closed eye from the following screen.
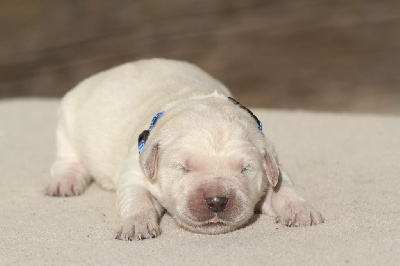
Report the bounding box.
[241,164,251,174]
[174,163,190,173]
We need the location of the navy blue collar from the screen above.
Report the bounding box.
[138,97,262,153]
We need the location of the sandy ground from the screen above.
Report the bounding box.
[1,99,399,265]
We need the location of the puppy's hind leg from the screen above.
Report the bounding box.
[45,122,92,197]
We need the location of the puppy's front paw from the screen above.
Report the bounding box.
[45,162,90,197]
[44,176,87,197]
[114,214,161,241]
[276,200,325,227]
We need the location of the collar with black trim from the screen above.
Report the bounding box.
[137,97,262,153]
[227,97,262,132]
[138,111,165,153]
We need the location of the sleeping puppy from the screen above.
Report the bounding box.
[45,58,325,240]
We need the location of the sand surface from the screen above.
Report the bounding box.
[1,99,399,265]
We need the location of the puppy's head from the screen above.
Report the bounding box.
[139,94,279,234]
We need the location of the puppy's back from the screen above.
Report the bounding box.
[57,58,230,188]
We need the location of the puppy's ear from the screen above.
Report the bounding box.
[140,143,159,179]
[264,150,280,187]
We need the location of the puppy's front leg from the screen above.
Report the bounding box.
[258,171,325,227]
[115,180,163,241]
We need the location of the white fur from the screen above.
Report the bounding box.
[45,58,324,240]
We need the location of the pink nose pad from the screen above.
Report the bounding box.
[205,196,229,212]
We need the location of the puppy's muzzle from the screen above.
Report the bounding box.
[205,196,229,213]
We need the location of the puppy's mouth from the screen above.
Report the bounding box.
[201,216,231,226]
[199,217,236,230]
[179,213,231,226]
[174,212,250,234]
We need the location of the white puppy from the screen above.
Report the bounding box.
[45,58,324,240]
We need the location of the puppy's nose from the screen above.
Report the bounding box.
[205,196,229,212]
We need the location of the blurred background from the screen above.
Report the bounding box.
[1,0,399,114]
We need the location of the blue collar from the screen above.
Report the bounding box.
[138,111,165,153]
[138,97,262,153]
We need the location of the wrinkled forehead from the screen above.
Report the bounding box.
[163,122,256,152]
[160,126,262,166]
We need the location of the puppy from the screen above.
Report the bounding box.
[45,58,324,240]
